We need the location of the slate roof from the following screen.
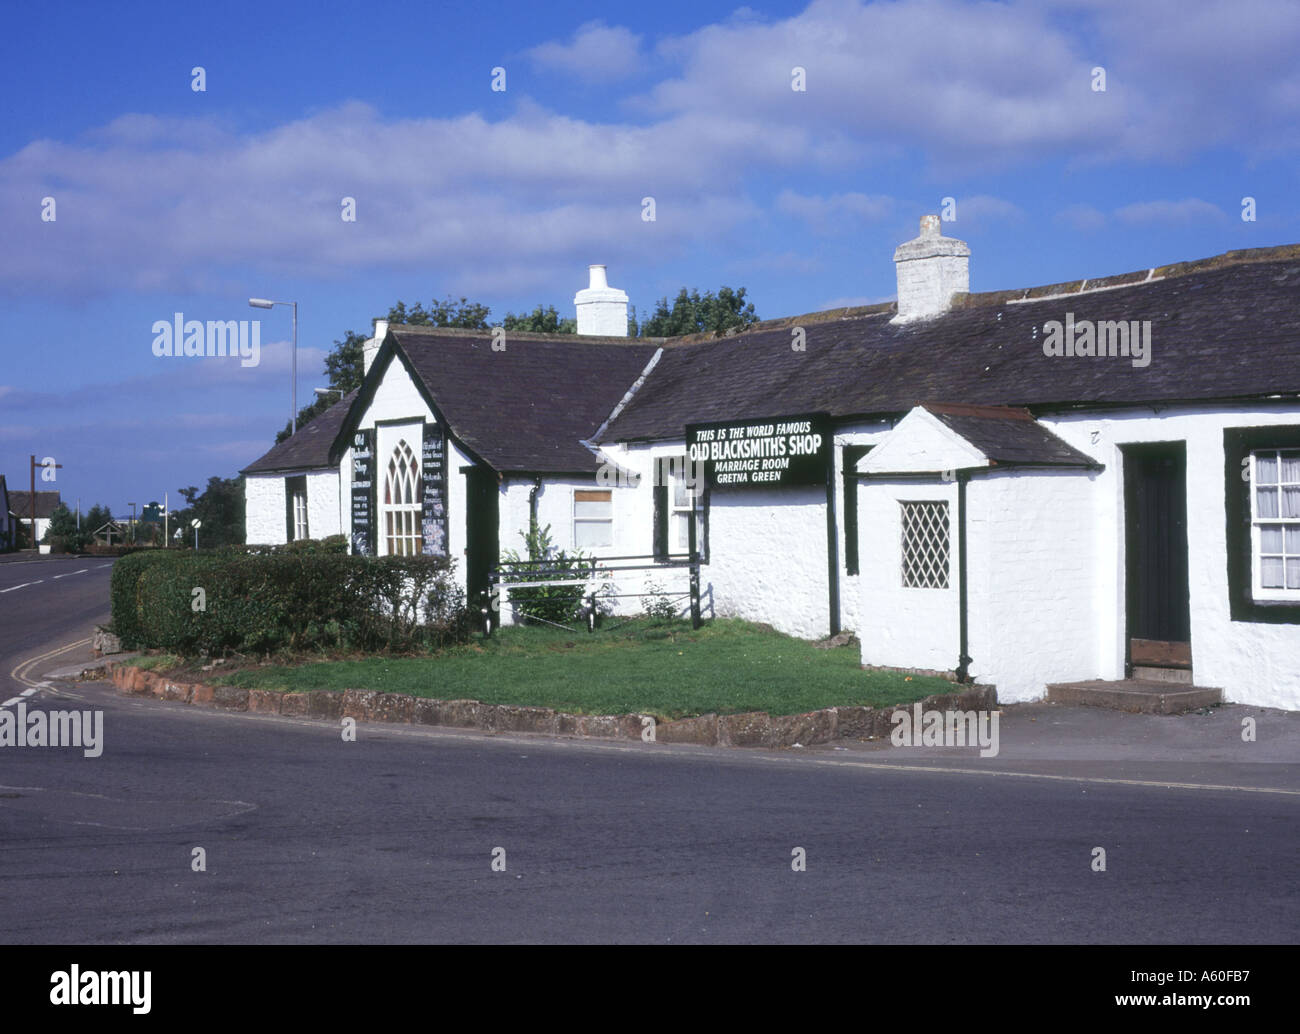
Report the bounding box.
[241,391,358,474]
[8,490,61,519]
[392,327,658,474]
[921,403,1100,468]
[599,247,1300,443]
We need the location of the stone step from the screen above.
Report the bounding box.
[1045,679,1222,715]
[1131,665,1193,685]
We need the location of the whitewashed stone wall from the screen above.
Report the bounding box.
[856,477,961,671]
[245,474,286,545]
[1041,404,1300,710]
[966,468,1101,701]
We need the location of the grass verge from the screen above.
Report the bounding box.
[211,618,952,720]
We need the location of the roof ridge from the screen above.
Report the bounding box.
[389,324,662,346]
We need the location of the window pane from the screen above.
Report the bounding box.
[1286,525,1300,554]
[1283,486,1300,519]
[673,478,691,508]
[574,499,611,520]
[1281,451,1300,483]
[574,520,611,548]
[1288,558,1300,590]
[1260,526,1284,552]
[1256,453,1278,484]
[1261,556,1284,588]
[1256,487,1279,518]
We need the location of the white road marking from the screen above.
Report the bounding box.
[20,688,37,697]
[97,563,112,569]
[0,582,34,593]
[53,569,88,579]
[1,698,20,707]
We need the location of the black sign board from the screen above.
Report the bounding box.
[421,421,448,556]
[686,412,831,489]
[350,428,374,555]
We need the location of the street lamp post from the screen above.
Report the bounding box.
[249,297,299,435]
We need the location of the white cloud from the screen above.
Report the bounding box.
[776,189,896,234]
[528,21,645,82]
[1114,199,1226,225]
[1054,203,1108,231]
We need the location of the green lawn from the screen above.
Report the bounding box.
[211,618,952,720]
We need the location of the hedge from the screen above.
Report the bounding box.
[110,550,187,649]
[112,552,470,657]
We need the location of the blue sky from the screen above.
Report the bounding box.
[2,0,1298,516]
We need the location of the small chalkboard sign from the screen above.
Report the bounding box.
[421,421,448,556]
[350,428,375,555]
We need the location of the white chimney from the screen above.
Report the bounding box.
[574,264,629,336]
[892,215,970,323]
[363,318,389,376]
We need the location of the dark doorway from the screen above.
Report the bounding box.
[1122,442,1191,670]
[465,466,500,619]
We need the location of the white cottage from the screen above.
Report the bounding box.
[243,229,1300,710]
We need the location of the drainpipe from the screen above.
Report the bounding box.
[528,478,541,550]
[956,470,972,683]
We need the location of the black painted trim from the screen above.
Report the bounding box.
[1224,425,1300,624]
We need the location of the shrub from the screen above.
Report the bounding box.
[109,550,187,648]
[641,580,681,623]
[498,523,609,626]
[120,552,470,657]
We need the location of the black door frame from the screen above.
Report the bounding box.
[463,465,500,619]
[1121,441,1191,671]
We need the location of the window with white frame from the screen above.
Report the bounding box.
[292,482,308,541]
[382,439,422,556]
[1251,449,1300,598]
[285,475,309,542]
[900,500,950,589]
[574,489,612,549]
[671,462,705,552]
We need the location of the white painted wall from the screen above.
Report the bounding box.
[856,477,961,671]
[245,474,286,545]
[966,468,1101,701]
[854,403,1300,709]
[306,471,341,539]
[1039,404,1300,710]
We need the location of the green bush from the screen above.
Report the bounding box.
[120,552,469,657]
[499,523,609,626]
[234,535,349,557]
[109,550,187,648]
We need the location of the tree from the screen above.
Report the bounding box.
[84,504,113,542]
[502,304,576,335]
[173,476,245,548]
[388,297,491,329]
[639,286,757,338]
[43,503,85,551]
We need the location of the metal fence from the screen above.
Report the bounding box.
[484,552,703,634]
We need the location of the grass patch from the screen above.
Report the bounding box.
[215,618,952,720]
[123,653,183,672]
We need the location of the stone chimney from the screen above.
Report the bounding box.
[892,215,970,323]
[363,318,389,376]
[574,265,629,336]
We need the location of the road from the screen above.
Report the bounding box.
[0,556,1296,943]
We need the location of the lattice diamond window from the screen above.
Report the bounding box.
[900,501,950,589]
